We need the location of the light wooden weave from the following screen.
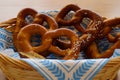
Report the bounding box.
[93,57,120,80]
[0,18,16,32]
[0,54,45,80]
[0,53,120,80]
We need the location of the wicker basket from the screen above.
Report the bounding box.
[0,16,120,80]
[0,53,120,80]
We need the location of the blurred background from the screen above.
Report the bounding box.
[0,0,120,21]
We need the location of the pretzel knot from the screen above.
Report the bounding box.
[98,18,120,38]
[63,9,103,59]
[74,9,103,34]
[17,26,79,59]
[85,18,120,58]
[55,4,80,26]
[16,24,49,57]
[33,13,59,57]
[86,34,120,58]
[33,13,58,30]
[13,8,38,51]
[42,28,79,58]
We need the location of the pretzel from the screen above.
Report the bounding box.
[33,13,73,50]
[16,24,50,57]
[33,13,61,56]
[85,34,120,58]
[98,18,120,38]
[63,9,103,59]
[85,18,120,58]
[41,28,79,58]
[74,9,103,34]
[54,4,80,50]
[55,4,80,26]
[33,13,58,30]
[13,8,38,51]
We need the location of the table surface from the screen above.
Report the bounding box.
[0,0,120,80]
[0,0,120,22]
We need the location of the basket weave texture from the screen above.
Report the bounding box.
[0,53,120,80]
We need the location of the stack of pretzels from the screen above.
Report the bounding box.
[12,4,120,60]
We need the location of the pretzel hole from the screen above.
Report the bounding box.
[63,11,74,20]
[98,27,120,52]
[80,18,92,30]
[107,27,120,42]
[42,21,50,29]
[25,15,34,24]
[96,38,114,53]
[111,27,120,35]
[35,21,50,29]
[52,36,71,49]
[30,34,41,47]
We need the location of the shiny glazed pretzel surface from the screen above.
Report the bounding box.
[13,4,120,60]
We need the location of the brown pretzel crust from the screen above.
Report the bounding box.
[33,13,60,56]
[33,13,74,51]
[63,9,103,59]
[13,8,38,51]
[85,18,120,58]
[11,6,120,59]
[16,24,51,57]
[33,13,58,30]
[98,18,120,38]
[85,34,120,58]
[55,4,80,26]
[41,28,79,57]
[74,9,103,34]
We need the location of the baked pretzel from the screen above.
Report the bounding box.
[16,24,50,57]
[85,18,120,58]
[33,13,73,50]
[74,9,103,34]
[33,13,60,56]
[63,9,103,59]
[85,34,120,58]
[13,8,37,51]
[54,4,80,50]
[55,4,80,26]
[98,18,120,38]
[33,13,58,30]
[41,28,79,58]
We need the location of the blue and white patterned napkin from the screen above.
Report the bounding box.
[22,58,109,80]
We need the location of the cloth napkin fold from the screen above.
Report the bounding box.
[22,57,109,80]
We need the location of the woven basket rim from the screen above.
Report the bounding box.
[0,53,120,80]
